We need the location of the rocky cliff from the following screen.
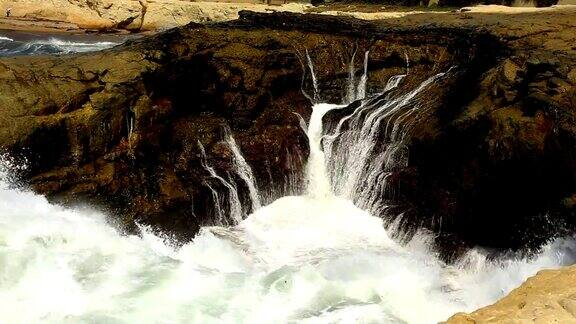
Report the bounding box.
[315,8,576,257]
[0,11,487,237]
[390,9,576,256]
[0,8,575,254]
[0,16,315,236]
[1,8,576,321]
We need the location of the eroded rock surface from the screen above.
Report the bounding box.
[313,8,576,257]
[0,11,499,238]
[0,17,317,236]
[446,265,576,323]
[0,8,575,324]
[0,0,310,31]
[0,10,575,250]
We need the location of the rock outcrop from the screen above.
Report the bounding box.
[1,0,148,30]
[0,0,310,31]
[391,9,576,256]
[315,8,576,258]
[0,11,495,237]
[0,16,319,236]
[0,8,575,323]
[446,265,576,323]
[0,9,576,322]
[0,9,575,253]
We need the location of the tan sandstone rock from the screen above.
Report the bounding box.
[446,266,576,323]
[0,0,146,29]
[0,0,310,31]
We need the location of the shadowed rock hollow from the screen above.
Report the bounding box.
[0,10,575,257]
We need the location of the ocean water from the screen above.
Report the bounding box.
[0,31,123,57]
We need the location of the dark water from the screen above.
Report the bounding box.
[0,30,131,57]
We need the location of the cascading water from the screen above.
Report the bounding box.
[305,49,321,103]
[344,49,370,105]
[345,49,358,105]
[306,103,344,198]
[199,141,243,225]
[356,51,369,101]
[0,52,575,324]
[198,131,264,225]
[225,130,262,212]
[325,70,446,216]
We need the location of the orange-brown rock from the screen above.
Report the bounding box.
[446,265,576,323]
[0,0,311,31]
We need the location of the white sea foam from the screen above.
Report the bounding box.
[0,37,118,56]
[0,160,574,323]
[0,50,573,324]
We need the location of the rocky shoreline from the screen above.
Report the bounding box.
[0,6,575,322]
[0,0,311,33]
[2,0,574,34]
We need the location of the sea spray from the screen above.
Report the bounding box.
[0,49,574,324]
[0,133,575,323]
[198,141,243,225]
[325,72,448,215]
[224,129,261,212]
[0,36,118,57]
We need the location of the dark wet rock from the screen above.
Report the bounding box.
[1,10,576,256]
[0,18,316,238]
[405,54,576,258]
[316,10,576,258]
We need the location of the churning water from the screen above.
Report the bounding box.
[0,33,118,57]
[0,51,575,324]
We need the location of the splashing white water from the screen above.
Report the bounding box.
[345,48,358,105]
[356,51,369,101]
[198,129,262,225]
[198,141,243,225]
[0,120,575,323]
[325,72,447,215]
[0,55,574,323]
[305,49,321,103]
[345,49,370,105]
[29,38,118,52]
[225,130,262,212]
[306,103,344,198]
[0,36,118,57]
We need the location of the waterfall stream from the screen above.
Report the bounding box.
[0,52,574,323]
[225,134,262,212]
[325,71,447,216]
